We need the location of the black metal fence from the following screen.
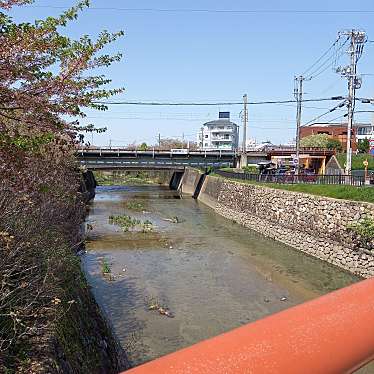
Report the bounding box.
[215,170,366,186]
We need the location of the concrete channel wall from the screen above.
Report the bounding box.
[180,168,374,278]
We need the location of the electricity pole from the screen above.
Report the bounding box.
[240,94,248,168]
[294,75,305,175]
[242,94,248,153]
[158,133,161,149]
[336,30,367,175]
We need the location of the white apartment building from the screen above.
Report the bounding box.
[355,121,374,142]
[197,112,239,151]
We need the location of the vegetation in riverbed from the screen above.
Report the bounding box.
[109,215,140,232]
[142,220,154,232]
[109,215,154,233]
[101,258,112,275]
[125,200,145,211]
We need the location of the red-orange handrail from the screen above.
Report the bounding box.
[124,277,374,374]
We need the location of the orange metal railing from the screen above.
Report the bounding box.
[124,277,374,374]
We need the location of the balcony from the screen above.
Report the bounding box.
[211,136,233,142]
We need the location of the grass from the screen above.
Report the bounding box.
[101,258,111,275]
[336,153,374,171]
[125,200,145,211]
[109,214,154,232]
[109,215,140,232]
[213,174,374,204]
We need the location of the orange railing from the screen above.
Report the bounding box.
[124,277,374,374]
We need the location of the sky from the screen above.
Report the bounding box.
[8,0,374,146]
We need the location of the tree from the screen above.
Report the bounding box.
[0,1,124,370]
[358,138,370,154]
[300,134,330,148]
[326,138,343,152]
[300,134,343,151]
[155,138,198,150]
[139,142,148,151]
[0,0,124,171]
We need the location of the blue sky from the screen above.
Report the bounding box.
[9,0,374,146]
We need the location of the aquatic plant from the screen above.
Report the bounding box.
[109,215,154,233]
[101,258,111,275]
[126,200,145,211]
[141,220,154,233]
[109,215,141,232]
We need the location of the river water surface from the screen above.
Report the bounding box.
[83,184,366,369]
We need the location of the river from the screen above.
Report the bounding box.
[83,184,368,370]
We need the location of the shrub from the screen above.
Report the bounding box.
[348,217,374,247]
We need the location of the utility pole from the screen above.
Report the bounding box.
[158,133,161,149]
[242,94,248,153]
[109,138,112,149]
[294,75,305,175]
[336,30,367,175]
[201,127,204,150]
[240,94,248,168]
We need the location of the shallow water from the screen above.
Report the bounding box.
[83,185,367,369]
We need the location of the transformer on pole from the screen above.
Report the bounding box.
[336,30,367,175]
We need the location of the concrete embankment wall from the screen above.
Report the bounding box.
[179,167,204,195]
[180,169,374,278]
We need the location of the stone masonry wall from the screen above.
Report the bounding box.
[202,176,374,278]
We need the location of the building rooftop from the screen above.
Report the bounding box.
[202,119,238,127]
[302,122,372,128]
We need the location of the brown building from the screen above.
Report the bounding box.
[300,123,357,151]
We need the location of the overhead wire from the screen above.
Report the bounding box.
[304,37,350,80]
[24,6,374,14]
[93,97,344,106]
[303,101,347,126]
[302,37,341,77]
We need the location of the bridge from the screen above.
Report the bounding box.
[77,148,237,170]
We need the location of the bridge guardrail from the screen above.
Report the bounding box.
[215,170,366,186]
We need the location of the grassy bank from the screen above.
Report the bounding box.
[214,174,374,204]
[0,166,126,373]
[336,153,374,171]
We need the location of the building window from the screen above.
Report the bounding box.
[357,127,371,135]
[205,135,208,138]
[204,143,208,147]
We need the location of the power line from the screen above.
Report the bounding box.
[303,37,349,80]
[24,6,374,14]
[302,38,341,76]
[93,97,344,106]
[303,101,347,126]
[325,114,346,123]
[85,115,297,123]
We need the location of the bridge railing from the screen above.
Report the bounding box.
[215,169,366,186]
[124,277,374,374]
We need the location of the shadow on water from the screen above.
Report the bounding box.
[83,184,366,369]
